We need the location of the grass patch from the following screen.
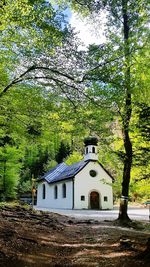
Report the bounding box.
[0,200,31,210]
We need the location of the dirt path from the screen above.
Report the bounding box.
[0,205,149,267]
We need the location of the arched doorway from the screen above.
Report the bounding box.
[90,191,100,209]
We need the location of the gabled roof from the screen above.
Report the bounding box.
[39,160,88,184]
[38,159,114,184]
[98,162,114,181]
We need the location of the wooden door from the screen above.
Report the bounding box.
[90,191,100,209]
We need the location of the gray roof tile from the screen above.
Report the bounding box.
[41,160,88,184]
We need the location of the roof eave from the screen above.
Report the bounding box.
[97,161,115,181]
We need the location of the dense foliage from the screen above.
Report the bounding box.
[0,0,149,212]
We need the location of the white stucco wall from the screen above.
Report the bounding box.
[37,180,73,209]
[74,161,113,210]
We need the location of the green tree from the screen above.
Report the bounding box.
[65,151,83,165]
[0,146,21,199]
[55,141,71,163]
[58,0,149,221]
[0,0,69,97]
[0,0,149,215]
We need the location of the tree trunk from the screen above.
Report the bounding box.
[118,128,132,221]
[118,0,132,222]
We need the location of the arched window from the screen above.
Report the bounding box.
[62,184,66,198]
[54,185,58,199]
[86,147,88,154]
[42,184,46,199]
[92,146,95,153]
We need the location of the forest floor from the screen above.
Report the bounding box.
[0,205,150,267]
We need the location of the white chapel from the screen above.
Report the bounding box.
[36,137,114,210]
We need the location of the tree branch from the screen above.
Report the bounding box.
[82,54,126,81]
[33,66,76,81]
[0,45,142,98]
[0,65,35,97]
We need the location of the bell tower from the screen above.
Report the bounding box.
[84,136,98,161]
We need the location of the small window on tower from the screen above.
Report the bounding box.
[92,146,95,153]
[104,196,108,202]
[86,147,88,154]
[81,195,85,201]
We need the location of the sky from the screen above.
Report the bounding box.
[70,12,106,48]
[61,7,106,48]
